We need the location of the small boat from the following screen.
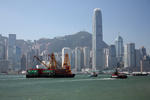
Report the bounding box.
[111,69,127,79]
[133,73,148,76]
[90,72,98,77]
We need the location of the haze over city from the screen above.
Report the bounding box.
[1,1,150,100]
[0,0,150,53]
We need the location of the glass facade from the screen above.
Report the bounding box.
[92,8,104,70]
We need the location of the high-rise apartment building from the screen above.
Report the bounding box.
[71,50,75,69]
[75,47,81,72]
[115,35,124,62]
[104,45,117,68]
[83,47,90,68]
[135,49,142,68]
[8,34,16,62]
[124,43,136,68]
[21,54,27,71]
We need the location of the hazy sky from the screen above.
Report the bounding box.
[0,0,150,53]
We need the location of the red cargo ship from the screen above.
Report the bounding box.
[26,53,75,78]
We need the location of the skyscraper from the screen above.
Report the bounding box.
[0,35,5,60]
[104,45,117,68]
[140,46,147,57]
[75,47,81,72]
[21,54,27,71]
[124,43,136,68]
[115,35,124,62]
[8,34,16,62]
[83,47,90,68]
[92,8,105,70]
[135,49,142,69]
[71,50,75,69]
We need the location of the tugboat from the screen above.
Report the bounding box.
[26,53,75,78]
[111,69,127,79]
[90,72,98,77]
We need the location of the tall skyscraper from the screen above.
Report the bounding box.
[115,35,124,62]
[21,54,27,71]
[92,8,105,70]
[0,36,5,60]
[80,48,84,70]
[0,35,9,73]
[140,46,147,57]
[4,39,8,60]
[75,47,81,72]
[104,45,117,68]
[16,46,21,62]
[142,55,150,71]
[8,34,16,62]
[135,49,142,68]
[124,43,136,68]
[71,50,75,69]
[83,47,90,68]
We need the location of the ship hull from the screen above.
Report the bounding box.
[26,74,75,78]
[133,73,148,76]
[26,68,75,78]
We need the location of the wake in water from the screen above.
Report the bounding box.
[0,75,115,82]
[55,78,115,83]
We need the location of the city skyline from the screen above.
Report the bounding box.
[0,1,150,99]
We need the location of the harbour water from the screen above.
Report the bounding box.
[0,74,150,100]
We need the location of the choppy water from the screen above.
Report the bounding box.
[0,74,150,100]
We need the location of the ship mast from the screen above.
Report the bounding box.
[33,56,49,68]
[49,53,57,69]
[63,53,71,73]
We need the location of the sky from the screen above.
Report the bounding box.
[0,0,150,53]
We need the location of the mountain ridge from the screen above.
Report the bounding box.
[37,31,108,53]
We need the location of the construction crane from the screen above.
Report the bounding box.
[34,53,58,69]
[34,53,72,71]
[33,56,49,68]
